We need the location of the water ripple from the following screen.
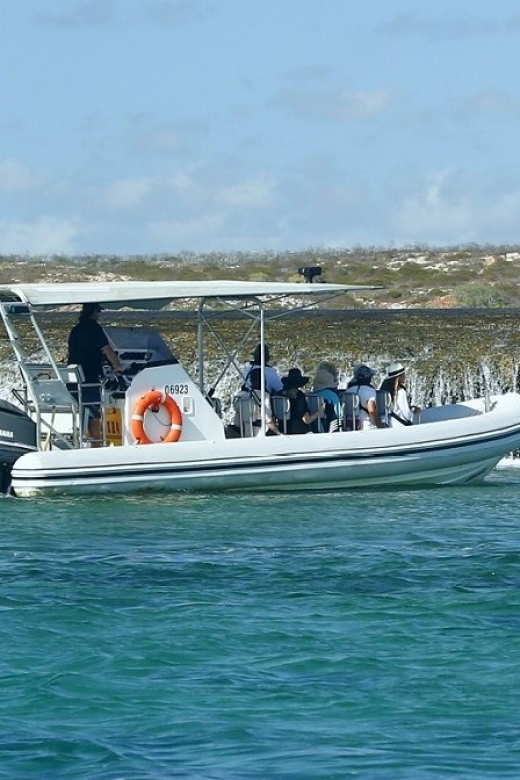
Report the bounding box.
[2,487,520,777]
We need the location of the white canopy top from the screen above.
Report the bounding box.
[0,280,380,308]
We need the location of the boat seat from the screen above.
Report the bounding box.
[23,362,85,385]
[376,390,392,426]
[20,363,90,447]
[233,393,256,438]
[32,379,79,412]
[306,391,325,433]
[22,363,84,411]
[343,393,360,431]
[23,363,55,382]
[271,394,290,434]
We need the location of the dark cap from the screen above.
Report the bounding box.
[353,363,376,382]
[80,302,104,318]
[252,343,270,365]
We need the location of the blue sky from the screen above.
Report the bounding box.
[2,0,520,256]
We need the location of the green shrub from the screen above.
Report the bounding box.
[454,282,506,308]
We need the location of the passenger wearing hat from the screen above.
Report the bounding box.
[344,363,386,430]
[379,362,419,427]
[312,361,341,433]
[230,343,283,438]
[273,367,325,435]
[242,343,283,395]
[67,303,124,446]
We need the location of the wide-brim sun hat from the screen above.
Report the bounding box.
[387,362,406,379]
[313,366,337,391]
[282,367,309,389]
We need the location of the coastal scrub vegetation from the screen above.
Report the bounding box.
[2,243,520,308]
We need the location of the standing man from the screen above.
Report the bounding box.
[67,303,123,445]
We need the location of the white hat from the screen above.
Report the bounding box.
[387,362,406,379]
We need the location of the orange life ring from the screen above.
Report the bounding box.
[131,390,182,444]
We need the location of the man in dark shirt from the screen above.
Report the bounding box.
[67,303,123,445]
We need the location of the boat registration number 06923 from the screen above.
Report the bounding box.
[165,384,189,395]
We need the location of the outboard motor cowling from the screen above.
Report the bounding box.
[0,399,37,493]
[0,399,37,467]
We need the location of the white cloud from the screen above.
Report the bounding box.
[102,169,202,211]
[148,213,226,245]
[102,167,279,218]
[217,175,276,209]
[166,171,200,193]
[386,170,520,245]
[7,157,520,256]
[0,217,84,254]
[104,178,153,210]
[389,171,474,242]
[475,188,520,231]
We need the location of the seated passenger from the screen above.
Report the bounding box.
[242,344,283,395]
[312,362,342,432]
[344,364,386,430]
[379,362,419,427]
[231,343,283,437]
[274,368,324,435]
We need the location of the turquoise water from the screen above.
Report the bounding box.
[2,473,520,778]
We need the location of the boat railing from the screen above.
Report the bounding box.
[15,363,93,450]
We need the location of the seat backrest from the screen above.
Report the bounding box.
[22,363,83,414]
[305,391,324,433]
[234,393,255,438]
[376,390,392,425]
[19,364,90,448]
[343,392,360,431]
[23,362,85,384]
[31,379,78,411]
[271,394,290,434]
[23,362,54,382]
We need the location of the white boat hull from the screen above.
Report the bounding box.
[10,394,520,497]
